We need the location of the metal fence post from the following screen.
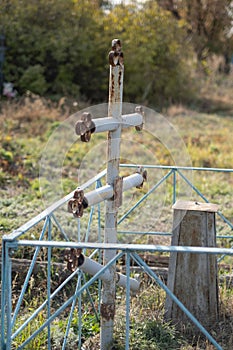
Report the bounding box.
[1,238,6,349]
[1,239,13,350]
[47,217,52,350]
[100,39,124,349]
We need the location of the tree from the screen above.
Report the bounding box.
[157,0,233,72]
[1,0,196,105]
[0,0,106,98]
[103,1,196,106]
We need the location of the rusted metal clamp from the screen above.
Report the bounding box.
[135,106,144,131]
[136,167,147,189]
[109,38,124,67]
[113,176,123,208]
[67,188,88,218]
[75,112,96,142]
[64,248,83,272]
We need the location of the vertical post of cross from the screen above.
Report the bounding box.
[100,39,124,349]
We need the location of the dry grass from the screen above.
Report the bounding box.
[1,80,233,349]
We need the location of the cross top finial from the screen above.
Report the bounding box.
[109,38,123,66]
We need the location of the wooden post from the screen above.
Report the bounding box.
[165,200,219,330]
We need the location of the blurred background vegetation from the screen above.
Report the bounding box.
[0,0,232,107]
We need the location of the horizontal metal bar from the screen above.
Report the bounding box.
[15,240,233,255]
[117,231,233,239]
[79,255,139,292]
[118,231,172,236]
[85,173,143,207]
[120,164,233,173]
[122,113,143,128]
[85,184,113,206]
[3,169,107,241]
[216,235,233,239]
[177,170,233,232]
[93,113,143,133]
[122,173,143,191]
[93,117,119,132]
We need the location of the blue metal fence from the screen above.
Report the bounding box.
[1,165,233,350]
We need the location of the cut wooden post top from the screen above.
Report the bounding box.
[172,200,218,212]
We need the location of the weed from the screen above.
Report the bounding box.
[11,309,48,350]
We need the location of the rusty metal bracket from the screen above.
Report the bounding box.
[109,38,124,67]
[135,106,144,131]
[136,167,147,189]
[64,248,83,272]
[114,176,123,208]
[75,112,96,142]
[100,302,115,321]
[67,188,88,218]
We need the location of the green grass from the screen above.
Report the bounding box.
[1,93,233,235]
[1,79,233,349]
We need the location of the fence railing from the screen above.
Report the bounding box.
[1,165,233,350]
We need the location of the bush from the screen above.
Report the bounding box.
[19,65,48,95]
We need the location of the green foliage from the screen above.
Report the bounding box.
[143,320,182,349]
[102,2,196,106]
[11,296,49,350]
[62,177,78,194]
[0,148,13,162]
[113,283,185,350]
[0,170,7,186]
[75,311,100,339]
[19,65,48,95]
[1,0,105,99]
[30,178,51,198]
[0,216,12,232]
[1,0,196,105]
[175,0,233,63]
[116,319,183,350]
[45,121,61,138]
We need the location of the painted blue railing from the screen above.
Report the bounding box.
[1,165,233,350]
